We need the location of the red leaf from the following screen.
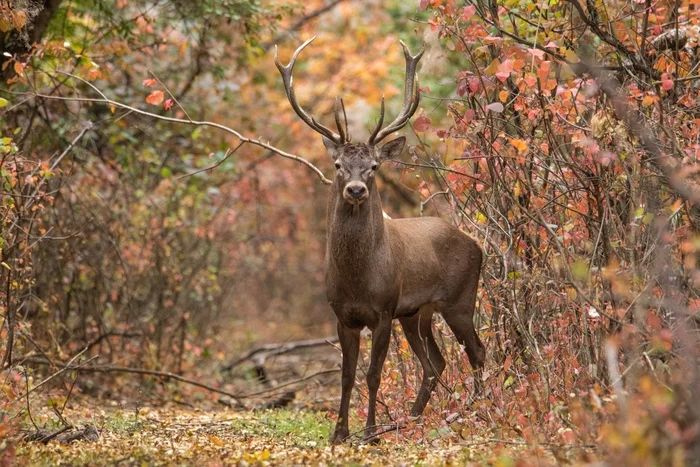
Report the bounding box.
[661,73,674,91]
[495,71,510,83]
[164,99,174,110]
[527,48,545,59]
[413,115,431,132]
[503,354,512,373]
[146,90,164,105]
[457,83,468,96]
[143,78,157,87]
[420,0,429,9]
[462,5,476,19]
[498,60,514,73]
[468,76,481,93]
[562,429,577,443]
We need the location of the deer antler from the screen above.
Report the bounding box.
[368,40,424,146]
[274,37,349,145]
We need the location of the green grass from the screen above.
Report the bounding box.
[257,409,331,447]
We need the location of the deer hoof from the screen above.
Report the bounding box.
[330,428,350,444]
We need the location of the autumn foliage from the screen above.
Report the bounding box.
[1,0,699,463]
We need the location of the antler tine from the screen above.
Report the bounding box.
[274,37,345,144]
[340,98,350,142]
[369,40,425,145]
[368,95,385,144]
[334,97,348,144]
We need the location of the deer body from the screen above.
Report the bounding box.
[326,184,480,323]
[275,39,485,444]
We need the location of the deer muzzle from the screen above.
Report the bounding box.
[344,182,368,204]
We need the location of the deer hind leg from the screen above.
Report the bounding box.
[442,285,486,397]
[330,323,360,444]
[399,307,445,417]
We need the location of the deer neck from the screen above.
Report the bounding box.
[327,181,386,269]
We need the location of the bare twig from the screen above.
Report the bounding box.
[580,64,700,203]
[177,143,243,179]
[13,349,94,404]
[222,336,339,372]
[2,84,332,185]
[261,0,346,51]
[24,360,245,405]
[238,368,340,398]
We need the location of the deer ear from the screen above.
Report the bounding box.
[377,136,406,163]
[323,136,341,161]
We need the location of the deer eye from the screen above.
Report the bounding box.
[371,163,378,171]
[334,162,341,170]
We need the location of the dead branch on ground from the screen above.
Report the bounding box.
[221,336,339,372]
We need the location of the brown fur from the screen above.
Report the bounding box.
[275,38,484,444]
[324,139,485,443]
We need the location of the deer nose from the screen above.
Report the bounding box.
[346,184,367,199]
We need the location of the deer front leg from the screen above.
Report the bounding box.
[364,320,392,442]
[330,322,360,444]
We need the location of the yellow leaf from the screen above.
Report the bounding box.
[483,58,501,76]
[510,138,528,153]
[562,48,580,63]
[209,435,224,446]
[13,11,27,29]
[498,90,509,102]
[642,95,657,106]
[669,199,683,212]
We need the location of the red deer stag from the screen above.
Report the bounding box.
[275,38,485,443]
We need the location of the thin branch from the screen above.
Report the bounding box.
[580,63,700,204]
[2,84,332,185]
[177,143,242,179]
[13,349,93,404]
[261,0,346,51]
[221,336,339,372]
[24,359,245,405]
[238,368,340,398]
[390,159,490,186]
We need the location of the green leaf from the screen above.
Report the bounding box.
[504,375,515,389]
[572,260,589,281]
[0,97,8,107]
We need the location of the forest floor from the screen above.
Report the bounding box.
[6,330,599,465]
[12,404,566,466]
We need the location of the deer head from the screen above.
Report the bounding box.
[274,37,424,206]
